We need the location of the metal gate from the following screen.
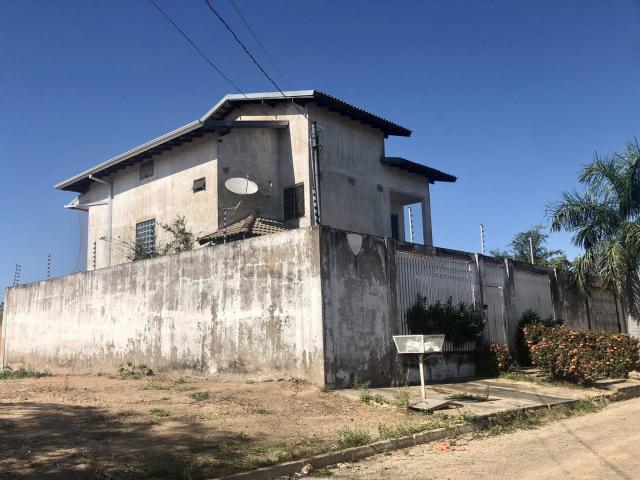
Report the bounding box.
[396,251,477,350]
[483,262,507,344]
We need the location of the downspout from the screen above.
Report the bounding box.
[88,174,113,267]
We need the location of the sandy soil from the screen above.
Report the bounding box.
[0,373,419,479]
[318,398,640,480]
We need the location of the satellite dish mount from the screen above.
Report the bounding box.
[222,175,259,243]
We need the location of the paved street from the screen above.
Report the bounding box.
[319,398,640,480]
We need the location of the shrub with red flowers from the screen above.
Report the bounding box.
[523,324,640,384]
[476,343,515,376]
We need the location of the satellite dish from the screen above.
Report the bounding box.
[225,177,258,195]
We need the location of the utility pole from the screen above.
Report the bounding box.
[529,236,535,264]
[408,207,415,243]
[310,121,322,225]
[480,224,486,254]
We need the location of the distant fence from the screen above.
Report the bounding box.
[395,245,627,351]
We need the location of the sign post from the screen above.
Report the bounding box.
[393,335,445,401]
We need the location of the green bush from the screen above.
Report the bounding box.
[406,295,485,345]
[515,309,562,366]
[524,324,640,384]
[476,343,516,376]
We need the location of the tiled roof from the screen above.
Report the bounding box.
[197,215,293,244]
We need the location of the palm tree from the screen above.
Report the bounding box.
[548,139,640,322]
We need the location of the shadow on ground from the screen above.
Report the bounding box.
[0,401,259,479]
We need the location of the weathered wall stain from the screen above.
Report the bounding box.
[2,228,325,384]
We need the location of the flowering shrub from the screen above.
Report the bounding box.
[515,309,562,366]
[524,324,640,384]
[476,343,515,376]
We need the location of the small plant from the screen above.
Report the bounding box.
[117,362,153,379]
[359,389,386,405]
[254,408,272,415]
[150,408,170,417]
[320,384,334,393]
[175,376,187,384]
[393,388,411,410]
[406,295,485,345]
[190,391,211,402]
[0,366,52,380]
[336,427,372,449]
[447,392,489,402]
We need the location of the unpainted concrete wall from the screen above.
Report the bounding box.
[307,105,433,244]
[319,228,399,387]
[2,228,325,383]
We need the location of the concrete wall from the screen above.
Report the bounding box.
[2,228,325,383]
[82,134,220,269]
[222,103,313,229]
[319,228,399,387]
[308,105,433,244]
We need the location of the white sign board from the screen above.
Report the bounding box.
[393,335,445,354]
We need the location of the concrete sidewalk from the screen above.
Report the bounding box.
[336,375,640,416]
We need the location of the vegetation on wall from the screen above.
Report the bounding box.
[406,295,485,345]
[159,215,195,255]
[122,215,195,262]
[524,323,640,384]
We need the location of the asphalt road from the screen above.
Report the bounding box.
[318,398,640,479]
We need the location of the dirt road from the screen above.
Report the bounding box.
[320,398,640,480]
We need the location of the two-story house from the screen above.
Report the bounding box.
[56,90,456,269]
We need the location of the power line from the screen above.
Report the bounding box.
[201,0,282,95]
[147,0,246,95]
[200,0,304,115]
[227,0,284,80]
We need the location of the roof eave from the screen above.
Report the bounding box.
[55,121,204,192]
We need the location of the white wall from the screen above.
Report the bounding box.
[82,134,219,269]
[2,228,325,383]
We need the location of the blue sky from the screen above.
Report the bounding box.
[1,0,639,294]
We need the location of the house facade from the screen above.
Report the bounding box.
[56,91,456,270]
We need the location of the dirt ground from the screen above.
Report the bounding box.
[318,398,640,480]
[0,373,426,479]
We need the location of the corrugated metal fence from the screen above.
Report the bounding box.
[396,248,625,351]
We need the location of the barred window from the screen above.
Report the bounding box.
[283,184,305,221]
[136,219,156,254]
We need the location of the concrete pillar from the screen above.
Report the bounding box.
[502,259,519,349]
[421,198,433,246]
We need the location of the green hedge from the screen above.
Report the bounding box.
[406,295,485,345]
[524,324,640,384]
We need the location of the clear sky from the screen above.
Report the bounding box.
[1,1,639,295]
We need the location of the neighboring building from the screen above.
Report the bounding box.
[56,91,456,270]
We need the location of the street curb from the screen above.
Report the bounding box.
[212,383,640,480]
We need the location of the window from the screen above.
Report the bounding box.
[390,214,399,240]
[283,184,305,221]
[192,177,206,192]
[140,160,154,180]
[136,219,156,255]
